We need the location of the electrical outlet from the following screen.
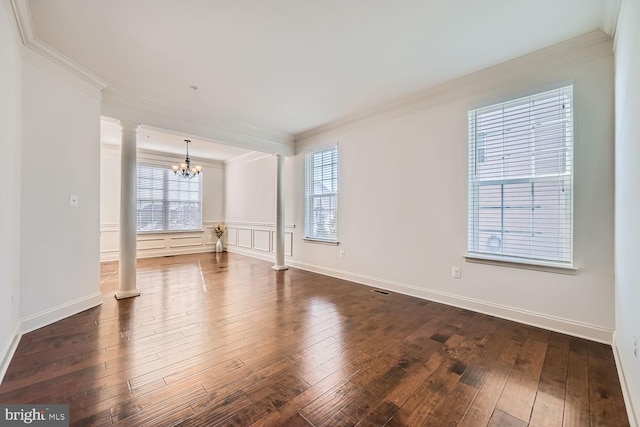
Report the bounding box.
[339,250,345,259]
[634,336,638,359]
[69,194,79,207]
[452,266,461,279]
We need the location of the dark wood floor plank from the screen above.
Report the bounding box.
[487,409,528,427]
[495,334,549,423]
[587,341,630,426]
[70,408,112,427]
[384,347,446,408]
[110,382,206,423]
[299,357,396,426]
[529,390,564,427]
[563,338,590,427]
[459,325,534,427]
[385,357,465,426]
[249,353,375,427]
[278,413,314,427]
[210,397,277,427]
[0,253,629,427]
[114,403,194,427]
[538,333,570,399]
[64,377,166,422]
[176,390,253,427]
[319,410,356,426]
[425,381,478,426]
[339,363,408,422]
[355,400,399,427]
[242,370,310,409]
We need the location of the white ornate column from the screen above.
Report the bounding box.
[272,153,288,271]
[116,120,141,299]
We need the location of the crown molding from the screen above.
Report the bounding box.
[9,0,108,90]
[601,0,623,38]
[102,89,295,156]
[295,30,614,144]
[611,0,629,52]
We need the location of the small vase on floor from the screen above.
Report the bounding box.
[215,238,223,253]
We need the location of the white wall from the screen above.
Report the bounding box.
[20,57,102,330]
[100,144,226,260]
[0,0,22,378]
[226,31,616,343]
[225,153,277,224]
[614,0,640,423]
[224,152,296,259]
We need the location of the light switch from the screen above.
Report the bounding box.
[69,194,79,207]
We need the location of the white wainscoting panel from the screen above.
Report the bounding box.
[238,228,253,249]
[100,223,119,260]
[226,227,238,245]
[253,230,271,252]
[138,237,166,251]
[100,221,221,262]
[169,235,204,248]
[271,231,293,256]
[225,222,295,259]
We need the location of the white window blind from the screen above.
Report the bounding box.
[468,85,573,266]
[305,146,338,241]
[137,164,202,232]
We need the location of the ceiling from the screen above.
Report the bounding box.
[25,0,616,157]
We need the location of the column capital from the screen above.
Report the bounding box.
[118,120,141,134]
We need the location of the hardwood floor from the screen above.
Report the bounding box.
[0,252,629,426]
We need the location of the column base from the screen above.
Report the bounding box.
[271,265,289,271]
[115,289,141,300]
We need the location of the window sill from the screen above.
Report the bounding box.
[464,254,577,275]
[303,238,340,246]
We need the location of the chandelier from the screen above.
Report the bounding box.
[171,139,202,179]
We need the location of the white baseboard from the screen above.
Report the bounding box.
[19,292,103,335]
[613,333,639,427]
[0,326,21,385]
[226,246,277,264]
[285,259,614,344]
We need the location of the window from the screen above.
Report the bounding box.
[136,164,202,232]
[305,146,338,242]
[468,85,573,266]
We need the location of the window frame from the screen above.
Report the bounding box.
[467,84,574,269]
[136,163,203,234]
[304,145,339,243]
